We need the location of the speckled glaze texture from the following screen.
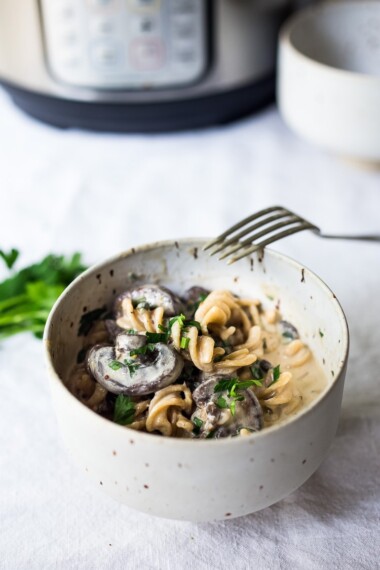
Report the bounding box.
[44,240,349,522]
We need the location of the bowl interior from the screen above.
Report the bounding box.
[289,2,380,76]
[45,239,348,430]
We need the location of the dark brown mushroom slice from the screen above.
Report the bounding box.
[115,284,184,318]
[87,333,184,396]
[280,320,300,341]
[104,319,125,341]
[192,376,264,438]
[181,286,210,316]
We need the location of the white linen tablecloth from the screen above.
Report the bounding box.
[0,89,379,570]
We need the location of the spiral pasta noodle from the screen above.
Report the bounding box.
[116,297,165,333]
[68,363,108,411]
[146,384,193,437]
[258,371,301,415]
[68,282,323,439]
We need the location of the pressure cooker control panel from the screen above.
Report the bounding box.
[40,0,207,89]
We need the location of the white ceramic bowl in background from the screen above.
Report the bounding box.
[278,1,380,163]
[44,240,349,522]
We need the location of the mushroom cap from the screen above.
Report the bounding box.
[192,376,264,437]
[280,320,299,341]
[115,284,184,317]
[87,332,184,396]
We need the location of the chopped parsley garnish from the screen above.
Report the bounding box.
[126,328,137,334]
[193,416,203,429]
[145,331,168,343]
[168,314,202,333]
[129,343,156,357]
[180,336,190,349]
[109,359,139,376]
[185,319,201,331]
[114,395,135,425]
[192,416,203,435]
[109,360,124,371]
[319,329,324,338]
[214,377,263,416]
[216,396,228,409]
[271,365,281,384]
[168,314,186,330]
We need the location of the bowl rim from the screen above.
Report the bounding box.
[44,238,350,447]
[280,1,380,83]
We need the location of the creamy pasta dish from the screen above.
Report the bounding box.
[68,284,326,438]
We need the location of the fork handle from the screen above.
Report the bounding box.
[318,233,380,242]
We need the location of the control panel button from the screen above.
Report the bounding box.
[170,0,195,14]
[41,0,206,88]
[91,42,122,68]
[130,38,164,70]
[171,14,196,39]
[87,0,119,8]
[129,0,160,13]
[90,18,115,36]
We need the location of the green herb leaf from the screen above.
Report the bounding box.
[216,396,228,409]
[271,365,281,384]
[192,416,203,435]
[186,319,202,332]
[168,314,186,330]
[214,378,238,394]
[319,329,324,338]
[230,400,236,416]
[129,343,156,357]
[123,359,139,376]
[114,395,135,425]
[0,251,87,342]
[237,379,263,389]
[193,416,203,429]
[0,248,19,270]
[180,336,190,349]
[145,331,168,343]
[109,360,125,371]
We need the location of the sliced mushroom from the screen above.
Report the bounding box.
[181,286,210,316]
[280,320,299,341]
[115,284,184,317]
[192,376,264,438]
[87,332,184,396]
[104,319,125,341]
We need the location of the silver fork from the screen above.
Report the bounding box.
[204,206,380,264]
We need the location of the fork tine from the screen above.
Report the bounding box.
[209,211,292,256]
[227,222,317,264]
[203,206,287,251]
[218,216,300,260]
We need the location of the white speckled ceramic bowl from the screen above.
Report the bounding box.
[44,240,349,522]
[278,1,380,163]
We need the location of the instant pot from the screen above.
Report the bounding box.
[0,0,312,132]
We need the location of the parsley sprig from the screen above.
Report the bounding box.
[0,249,86,341]
[114,395,135,425]
[109,359,140,376]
